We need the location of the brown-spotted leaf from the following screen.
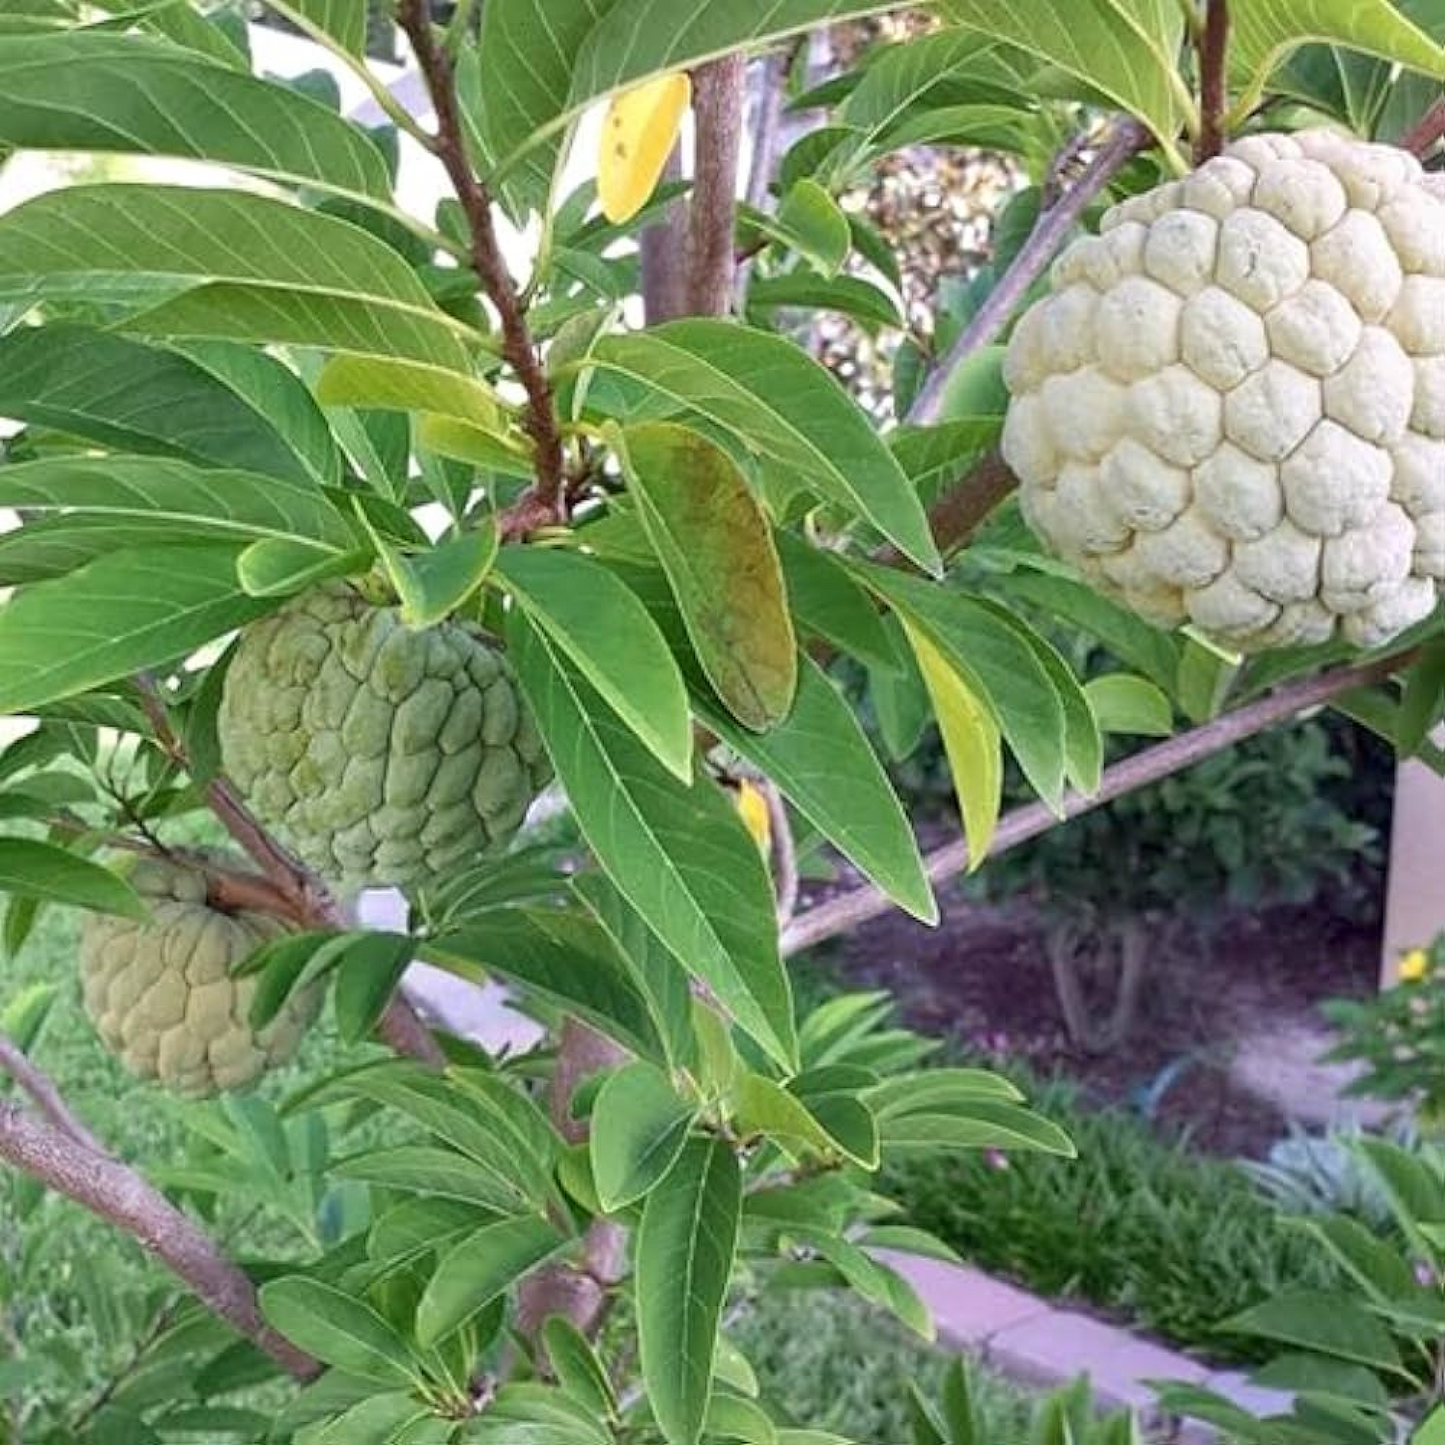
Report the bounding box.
[618,422,797,731]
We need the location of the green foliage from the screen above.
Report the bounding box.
[1324,937,1445,1118]
[0,1,1440,1439]
[888,1069,1342,1363]
[1157,1138,1445,1439]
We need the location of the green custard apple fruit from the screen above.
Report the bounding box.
[217,583,551,888]
[1002,129,1445,652]
[80,858,318,1097]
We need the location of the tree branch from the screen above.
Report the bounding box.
[1196,0,1230,163]
[746,47,793,211]
[780,646,1416,956]
[0,1034,106,1156]
[642,149,690,325]
[907,116,1152,426]
[763,781,800,925]
[1403,97,1445,160]
[687,54,748,318]
[0,1103,319,1381]
[395,0,566,520]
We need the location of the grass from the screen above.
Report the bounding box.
[735,1292,1035,1440]
[884,1068,1341,1365]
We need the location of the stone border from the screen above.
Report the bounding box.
[879,1252,1292,1443]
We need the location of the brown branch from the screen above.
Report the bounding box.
[1196,0,1230,163]
[780,645,1417,956]
[762,781,800,925]
[1403,97,1445,159]
[0,1035,106,1156]
[687,55,748,318]
[395,0,566,519]
[907,116,1152,426]
[641,149,690,325]
[0,1103,319,1381]
[746,46,794,211]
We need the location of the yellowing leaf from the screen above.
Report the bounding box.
[735,780,772,853]
[598,72,691,224]
[315,355,502,430]
[903,621,1001,869]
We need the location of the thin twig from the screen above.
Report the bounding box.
[746,46,795,211]
[395,0,567,519]
[907,116,1152,427]
[762,782,800,925]
[0,1036,106,1156]
[1196,0,1231,163]
[687,55,748,318]
[0,1104,320,1381]
[780,646,1416,956]
[877,449,1019,566]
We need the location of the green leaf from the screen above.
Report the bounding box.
[748,272,902,331]
[617,422,797,731]
[331,933,416,1046]
[774,180,851,276]
[1398,643,1445,758]
[0,544,274,714]
[862,566,1068,808]
[879,1101,1077,1158]
[0,841,144,920]
[543,1316,619,1419]
[0,457,352,552]
[494,545,693,780]
[589,323,940,574]
[591,1061,697,1211]
[735,1073,878,1169]
[0,186,476,379]
[315,355,503,430]
[1084,675,1174,737]
[782,1228,932,1338]
[775,533,896,673]
[0,34,390,203]
[866,1067,1025,1117]
[331,1146,533,1212]
[417,414,537,479]
[423,908,668,1064]
[1221,1291,1405,1375]
[904,621,1002,866]
[416,1215,570,1347]
[0,326,336,486]
[259,1277,422,1386]
[237,538,367,598]
[365,522,499,630]
[511,614,796,1071]
[935,0,1191,163]
[1230,0,1445,112]
[698,654,935,924]
[637,1137,743,1445]
[268,0,367,54]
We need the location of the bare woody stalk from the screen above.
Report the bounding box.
[0,1100,319,1380]
[0,1033,105,1154]
[394,0,566,529]
[687,55,749,317]
[781,646,1416,956]
[1196,0,1231,163]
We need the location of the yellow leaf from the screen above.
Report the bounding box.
[735,779,772,853]
[903,620,1002,870]
[598,72,691,224]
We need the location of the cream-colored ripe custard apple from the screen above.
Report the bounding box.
[80,859,317,1097]
[218,584,551,888]
[1002,129,1445,651]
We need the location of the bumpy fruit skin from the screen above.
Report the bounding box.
[218,584,550,888]
[80,859,317,1097]
[1002,130,1445,652]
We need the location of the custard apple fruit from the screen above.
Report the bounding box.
[218,584,550,887]
[1002,129,1445,652]
[80,858,317,1097]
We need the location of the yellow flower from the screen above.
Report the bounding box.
[1399,948,1430,983]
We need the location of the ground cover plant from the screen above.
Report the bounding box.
[0,2,1442,1442]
